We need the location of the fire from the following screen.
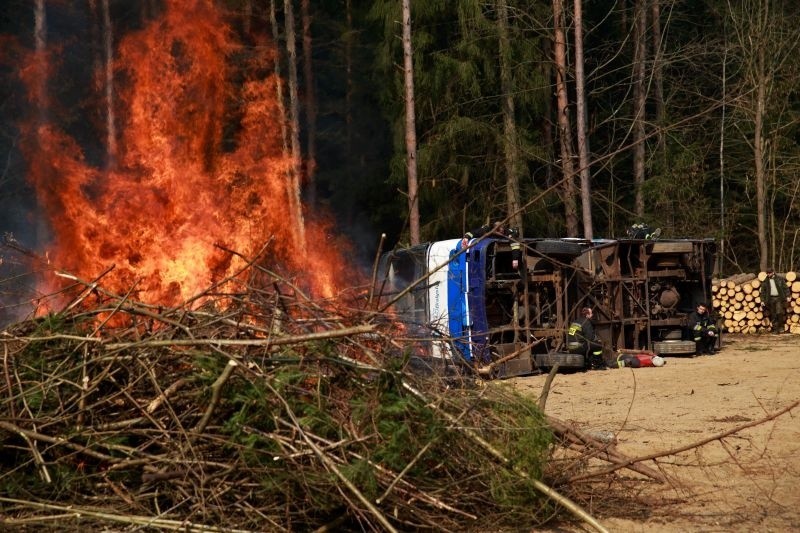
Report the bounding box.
[16,0,352,308]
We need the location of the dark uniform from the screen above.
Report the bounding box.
[463,223,497,241]
[765,273,788,333]
[687,307,717,354]
[463,223,522,269]
[626,223,661,239]
[506,227,521,270]
[567,315,607,370]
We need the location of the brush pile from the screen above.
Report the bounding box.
[0,264,661,532]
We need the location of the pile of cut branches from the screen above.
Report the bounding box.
[0,266,655,532]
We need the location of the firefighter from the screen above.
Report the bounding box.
[626,223,662,240]
[567,307,609,370]
[461,221,504,249]
[765,269,790,334]
[506,226,522,270]
[461,222,522,270]
[687,302,717,354]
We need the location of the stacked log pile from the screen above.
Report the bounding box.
[712,271,800,334]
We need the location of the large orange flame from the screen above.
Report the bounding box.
[18,0,353,308]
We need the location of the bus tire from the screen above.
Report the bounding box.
[534,352,585,370]
[535,239,583,256]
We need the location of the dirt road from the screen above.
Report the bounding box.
[508,334,800,532]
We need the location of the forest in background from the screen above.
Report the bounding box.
[1,0,800,276]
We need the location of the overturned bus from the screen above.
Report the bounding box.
[376,235,717,378]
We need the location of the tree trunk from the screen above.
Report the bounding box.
[632,0,647,218]
[719,34,727,273]
[140,0,158,20]
[755,41,768,270]
[243,0,252,35]
[300,0,317,206]
[402,0,420,245]
[34,0,47,118]
[574,0,592,239]
[88,0,102,98]
[650,0,664,155]
[345,0,353,162]
[34,0,47,246]
[283,0,307,250]
[101,0,117,168]
[541,37,554,189]
[269,0,289,153]
[552,0,579,237]
[497,0,522,231]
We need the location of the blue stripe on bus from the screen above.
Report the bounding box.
[467,240,491,364]
[448,245,469,361]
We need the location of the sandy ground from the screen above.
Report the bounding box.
[507,333,800,532]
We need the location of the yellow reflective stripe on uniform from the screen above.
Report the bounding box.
[568,324,581,336]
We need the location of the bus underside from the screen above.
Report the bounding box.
[377,237,717,378]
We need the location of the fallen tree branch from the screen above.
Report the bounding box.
[567,398,800,483]
[103,324,377,350]
[194,359,237,434]
[477,338,544,377]
[146,378,188,414]
[0,333,103,343]
[368,233,386,306]
[0,496,259,532]
[0,421,122,464]
[548,417,666,483]
[538,363,560,410]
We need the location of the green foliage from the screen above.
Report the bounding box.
[468,386,553,518]
[192,351,228,387]
[223,378,274,443]
[11,314,88,417]
[490,390,551,477]
[0,457,91,502]
[345,368,554,526]
[371,389,437,472]
[34,312,67,333]
[339,458,380,500]
[644,140,716,237]
[369,0,551,240]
